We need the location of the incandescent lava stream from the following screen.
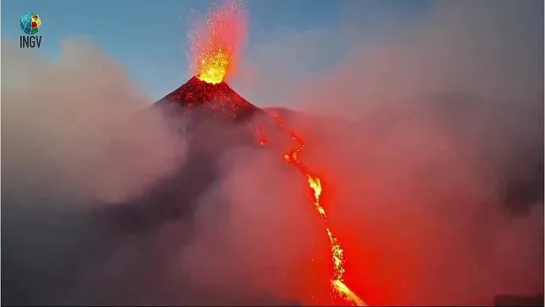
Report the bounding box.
[153,1,368,305]
[153,69,366,307]
[154,74,366,306]
[264,114,367,307]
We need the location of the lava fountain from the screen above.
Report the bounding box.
[189,0,247,84]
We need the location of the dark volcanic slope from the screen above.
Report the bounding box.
[2,76,297,306]
[135,77,270,230]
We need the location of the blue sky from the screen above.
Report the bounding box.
[2,0,434,101]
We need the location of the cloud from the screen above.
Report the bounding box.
[236,0,543,113]
[3,39,186,204]
[1,38,314,305]
[2,39,190,304]
[231,0,543,305]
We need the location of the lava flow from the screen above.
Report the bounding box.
[181,1,367,305]
[267,114,367,307]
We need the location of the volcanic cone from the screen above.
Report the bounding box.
[155,76,259,123]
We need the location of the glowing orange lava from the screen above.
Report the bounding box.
[267,114,367,306]
[189,0,246,84]
[190,2,367,305]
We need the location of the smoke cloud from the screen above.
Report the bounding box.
[3,40,186,205]
[2,39,314,305]
[2,40,192,304]
[2,0,543,306]
[234,0,544,305]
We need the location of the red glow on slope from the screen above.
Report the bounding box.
[159,76,256,123]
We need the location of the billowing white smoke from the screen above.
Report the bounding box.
[3,40,186,205]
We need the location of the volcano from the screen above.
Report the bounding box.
[152,76,276,151]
